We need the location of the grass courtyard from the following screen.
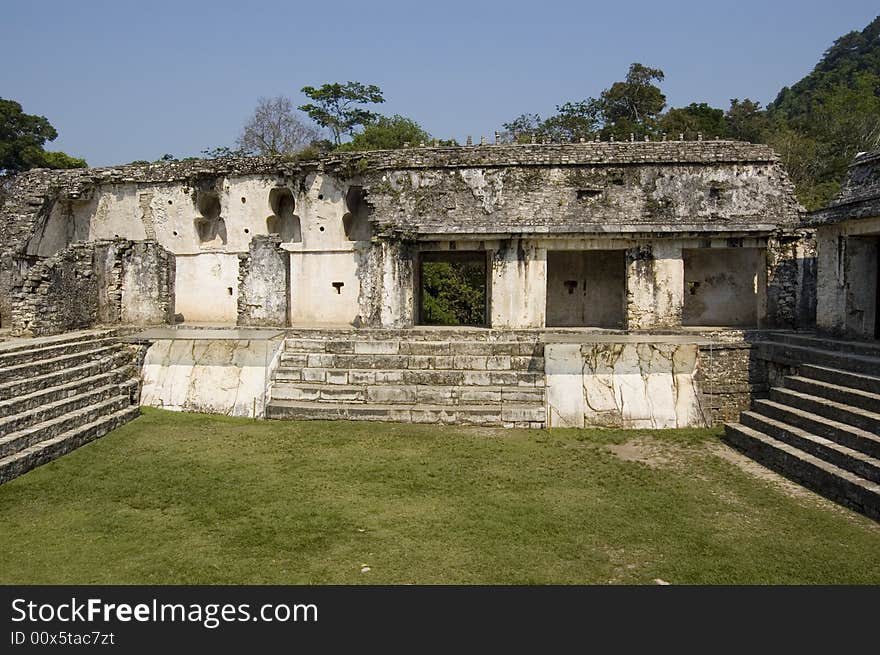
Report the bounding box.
[0,408,877,585]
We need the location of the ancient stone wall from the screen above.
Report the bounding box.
[766,230,817,329]
[11,239,175,336]
[237,236,289,326]
[544,334,764,429]
[0,142,808,332]
[810,150,879,338]
[121,241,176,325]
[694,342,768,424]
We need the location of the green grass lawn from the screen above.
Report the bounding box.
[1,408,877,584]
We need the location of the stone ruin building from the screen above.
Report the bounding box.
[0,140,876,520]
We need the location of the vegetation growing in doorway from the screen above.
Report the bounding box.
[420,255,487,326]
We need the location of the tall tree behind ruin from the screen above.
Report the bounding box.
[299,82,385,145]
[236,96,319,156]
[0,98,86,175]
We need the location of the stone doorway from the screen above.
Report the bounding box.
[545,250,626,328]
[682,248,765,327]
[416,251,489,326]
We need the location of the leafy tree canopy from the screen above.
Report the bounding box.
[599,63,667,139]
[724,98,771,143]
[0,98,86,174]
[338,114,432,151]
[299,81,385,145]
[501,63,665,142]
[658,102,725,140]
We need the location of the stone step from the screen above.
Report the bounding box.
[785,376,880,414]
[770,387,880,435]
[0,366,137,419]
[766,332,880,358]
[752,399,880,459]
[0,344,127,383]
[270,381,545,405]
[281,328,545,343]
[0,395,134,459]
[0,330,116,358]
[739,411,880,483]
[0,379,139,438]
[274,367,544,387]
[723,422,880,520]
[0,405,140,484]
[755,340,880,376]
[278,352,544,373]
[0,337,115,368]
[266,400,546,427]
[0,350,133,399]
[282,339,544,357]
[800,364,880,396]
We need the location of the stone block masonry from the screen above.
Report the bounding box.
[237,235,289,326]
[11,238,175,337]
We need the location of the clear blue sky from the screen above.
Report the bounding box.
[2,0,877,166]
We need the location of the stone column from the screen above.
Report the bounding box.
[625,242,683,330]
[379,240,415,327]
[490,239,547,328]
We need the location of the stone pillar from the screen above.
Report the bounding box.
[379,241,415,327]
[237,236,289,327]
[625,242,683,330]
[490,239,547,328]
[816,225,846,335]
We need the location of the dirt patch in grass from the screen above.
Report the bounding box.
[606,439,673,468]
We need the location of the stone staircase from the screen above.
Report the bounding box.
[266,329,546,428]
[724,333,880,520]
[0,330,142,484]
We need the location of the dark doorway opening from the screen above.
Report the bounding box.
[546,250,626,328]
[417,251,489,326]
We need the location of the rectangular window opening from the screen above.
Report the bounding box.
[416,251,489,327]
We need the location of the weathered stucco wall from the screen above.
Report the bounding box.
[140,338,283,417]
[174,253,239,323]
[682,247,764,327]
[491,239,547,328]
[288,250,362,325]
[545,336,761,428]
[546,250,625,328]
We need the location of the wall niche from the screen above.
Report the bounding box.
[267,187,302,243]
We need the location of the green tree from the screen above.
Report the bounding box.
[598,63,667,139]
[0,98,86,173]
[658,102,726,139]
[40,151,87,169]
[500,113,544,143]
[420,260,486,326]
[770,16,880,123]
[299,81,385,145]
[201,145,246,159]
[724,98,771,142]
[541,100,601,142]
[338,114,432,151]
